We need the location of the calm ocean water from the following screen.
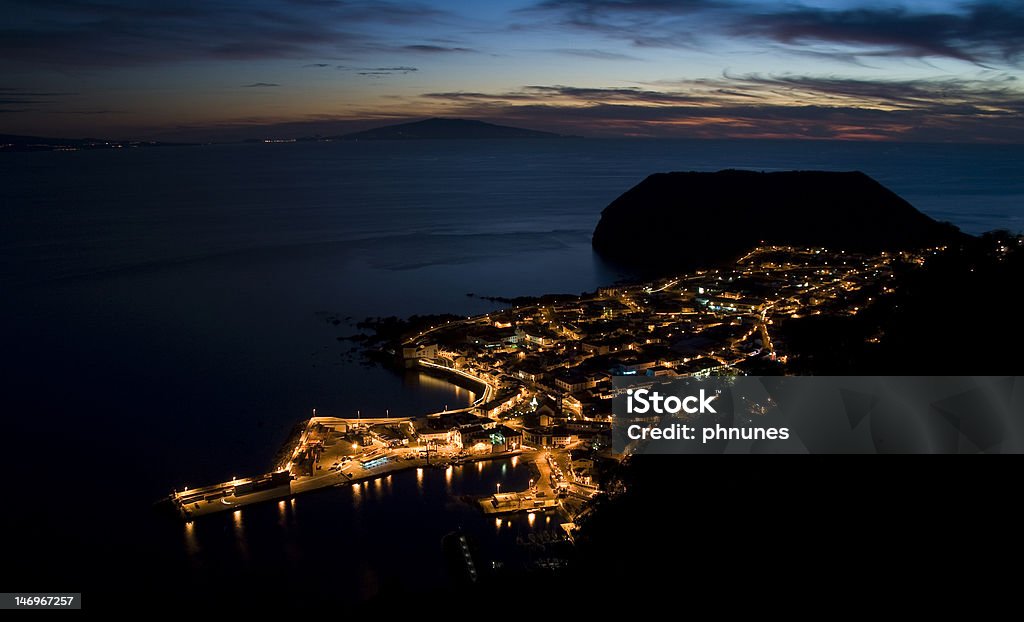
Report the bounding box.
[1,139,1022,605]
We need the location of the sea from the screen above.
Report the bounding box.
[2,139,1022,608]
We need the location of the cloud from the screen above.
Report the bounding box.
[0,0,451,67]
[0,87,70,111]
[420,91,540,103]
[418,73,1024,141]
[242,82,279,88]
[737,3,1024,66]
[53,109,130,115]
[524,0,726,49]
[401,44,476,53]
[338,65,419,76]
[712,73,1024,112]
[423,83,763,107]
[425,75,1024,113]
[530,0,723,18]
[528,0,1024,67]
[303,63,330,68]
[547,48,641,61]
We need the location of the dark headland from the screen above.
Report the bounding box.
[333,117,577,140]
[592,170,967,273]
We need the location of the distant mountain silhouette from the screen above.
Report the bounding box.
[592,170,967,272]
[333,118,576,140]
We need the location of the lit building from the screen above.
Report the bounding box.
[452,424,522,453]
[523,426,575,448]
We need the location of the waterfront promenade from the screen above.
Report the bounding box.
[173,443,532,520]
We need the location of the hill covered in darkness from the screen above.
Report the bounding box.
[778,230,1024,374]
[592,170,967,273]
[333,117,576,140]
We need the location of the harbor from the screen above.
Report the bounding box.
[168,342,606,523]
[170,442,538,521]
[167,411,582,521]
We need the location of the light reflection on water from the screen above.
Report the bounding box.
[233,509,248,557]
[182,456,543,601]
[413,372,478,404]
[184,522,199,556]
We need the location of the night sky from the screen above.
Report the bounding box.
[3,0,1023,141]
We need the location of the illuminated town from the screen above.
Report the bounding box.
[170,243,946,528]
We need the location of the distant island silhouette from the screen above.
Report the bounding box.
[333,117,577,141]
[592,170,967,272]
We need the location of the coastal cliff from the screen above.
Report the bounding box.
[592,170,966,272]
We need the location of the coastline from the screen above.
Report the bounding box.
[165,241,963,522]
[171,448,531,520]
[165,233,1023,526]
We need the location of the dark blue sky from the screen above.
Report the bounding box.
[2,0,1023,141]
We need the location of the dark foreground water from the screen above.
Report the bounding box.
[1,139,1022,606]
[179,457,551,608]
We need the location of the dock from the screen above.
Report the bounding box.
[478,491,560,515]
[169,422,529,520]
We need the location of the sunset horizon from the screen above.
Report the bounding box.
[4,1,1024,142]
